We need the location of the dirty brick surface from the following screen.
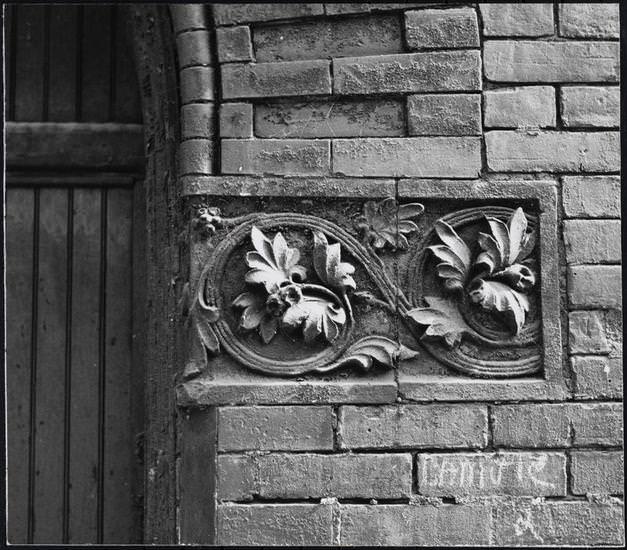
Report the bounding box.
[171,2,623,546]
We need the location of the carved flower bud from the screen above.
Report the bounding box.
[494,264,536,292]
[279,283,303,306]
[265,292,288,317]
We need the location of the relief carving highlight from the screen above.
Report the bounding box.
[185,198,542,379]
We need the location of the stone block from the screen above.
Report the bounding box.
[571,451,624,495]
[216,26,253,63]
[180,66,215,103]
[333,137,482,177]
[407,94,481,135]
[219,103,253,138]
[177,139,213,175]
[254,14,401,62]
[339,503,492,546]
[563,220,621,264]
[485,131,619,172]
[255,99,404,138]
[176,30,212,68]
[559,3,619,38]
[495,500,625,546]
[217,453,412,500]
[568,266,622,308]
[339,405,488,449]
[572,356,623,399]
[561,86,619,128]
[212,3,324,25]
[217,503,333,546]
[180,103,216,139]
[562,176,621,218]
[418,452,567,497]
[217,405,334,451]
[484,86,556,128]
[492,403,623,447]
[484,41,619,83]
[569,311,611,354]
[325,3,440,15]
[221,139,330,176]
[222,60,331,99]
[333,51,481,94]
[170,4,208,33]
[479,3,554,36]
[405,8,479,49]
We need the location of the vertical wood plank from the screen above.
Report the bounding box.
[102,188,134,542]
[80,5,112,121]
[6,188,35,544]
[14,4,46,121]
[33,189,68,543]
[113,6,141,123]
[5,4,16,120]
[67,189,101,543]
[48,5,78,122]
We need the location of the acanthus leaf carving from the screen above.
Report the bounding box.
[323,336,419,372]
[357,197,425,250]
[407,295,470,348]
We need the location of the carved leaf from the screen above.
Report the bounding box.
[232,291,280,343]
[492,263,537,292]
[358,198,424,250]
[190,303,220,353]
[245,227,307,293]
[312,231,356,293]
[334,336,419,370]
[282,293,347,344]
[467,279,530,334]
[428,221,472,291]
[507,207,527,264]
[407,296,470,348]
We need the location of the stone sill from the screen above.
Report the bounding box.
[176,374,569,407]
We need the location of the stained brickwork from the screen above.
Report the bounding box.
[171,3,623,546]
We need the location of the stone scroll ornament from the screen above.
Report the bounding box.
[185,200,540,378]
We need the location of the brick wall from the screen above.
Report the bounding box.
[175,3,622,545]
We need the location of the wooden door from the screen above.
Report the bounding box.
[5,4,145,543]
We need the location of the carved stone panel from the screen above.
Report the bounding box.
[180,177,563,403]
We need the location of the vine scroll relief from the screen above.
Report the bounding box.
[183,198,541,379]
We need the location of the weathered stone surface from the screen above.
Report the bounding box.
[495,499,625,546]
[562,176,621,218]
[561,86,619,128]
[484,86,556,128]
[180,66,215,103]
[222,61,331,99]
[176,30,212,68]
[217,455,256,501]
[339,503,492,546]
[221,139,330,175]
[418,452,567,497]
[492,403,624,447]
[218,406,334,451]
[485,131,619,172]
[563,220,621,264]
[339,405,488,449]
[333,51,481,94]
[212,3,324,25]
[254,15,401,62]
[479,3,554,36]
[217,504,333,546]
[325,3,439,15]
[177,139,214,175]
[217,453,412,500]
[170,4,208,33]
[333,137,482,177]
[559,3,620,38]
[569,311,611,354]
[216,26,253,63]
[572,356,623,399]
[407,94,481,135]
[181,103,215,139]
[255,99,404,138]
[405,8,479,49]
[571,451,624,495]
[568,266,622,308]
[219,103,253,138]
[484,41,619,83]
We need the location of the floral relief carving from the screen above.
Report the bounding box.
[187,198,542,379]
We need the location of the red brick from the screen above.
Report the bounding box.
[571,451,624,495]
[216,26,253,64]
[568,266,622,308]
[405,8,479,49]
